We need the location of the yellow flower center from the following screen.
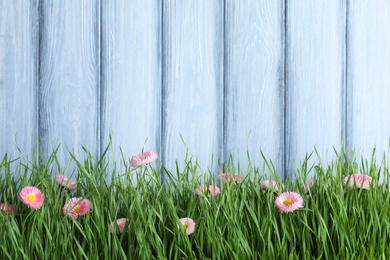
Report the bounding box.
[283,198,293,206]
[27,194,36,203]
[73,205,81,213]
[183,223,188,230]
[140,155,146,160]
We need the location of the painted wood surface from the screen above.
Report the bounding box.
[1,1,390,179]
[162,0,223,175]
[38,0,100,169]
[286,0,346,177]
[101,0,161,172]
[224,1,285,176]
[0,1,38,162]
[347,1,390,162]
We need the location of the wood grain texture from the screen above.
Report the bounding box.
[39,0,100,168]
[286,0,346,176]
[224,1,284,177]
[101,0,161,172]
[2,0,390,179]
[347,1,390,161]
[0,1,39,162]
[162,0,223,175]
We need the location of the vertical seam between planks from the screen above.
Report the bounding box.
[160,0,165,182]
[37,0,43,165]
[344,0,350,153]
[98,0,102,161]
[222,0,226,173]
[283,0,288,181]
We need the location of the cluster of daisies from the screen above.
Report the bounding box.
[129,151,196,235]
[0,175,91,220]
[0,149,375,237]
[193,177,307,214]
[0,151,158,233]
[174,172,374,235]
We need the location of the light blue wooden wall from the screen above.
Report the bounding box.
[1,0,390,178]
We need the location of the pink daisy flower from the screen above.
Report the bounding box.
[218,173,244,183]
[179,217,195,235]
[261,180,284,192]
[275,192,304,213]
[55,174,77,191]
[0,203,14,216]
[195,185,221,197]
[109,218,129,233]
[303,179,315,193]
[343,174,373,190]
[63,197,91,219]
[19,186,44,209]
[130,151,158,167]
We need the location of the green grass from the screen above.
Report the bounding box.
[1,145,390,259]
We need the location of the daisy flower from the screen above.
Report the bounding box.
[0,203,14,216]
[343,174,373,190]
[261,180,284,192]
[19,186,44,209]
[55,174,77,191]
[179,217,195,235]
[275,192,304,213]
[218,173,244,183]
[195,185,221,197]
[109,218,129,233]
[130,151,158,167]
[63,197,91,219]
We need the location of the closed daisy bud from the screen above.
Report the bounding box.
[0,203,14,216]
[55,174,77,191]
[109,218,129,233]
[195,185,221,197]
[261,180,284,192]
[303,179,315,193]
[218,173,244,183]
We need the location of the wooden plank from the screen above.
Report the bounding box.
[224,1,285,177]
[347,1,390,163]
[101,0,161,174]
[286,1,346,177]
[0,1,39,164]
[39,1,100,169]
[162,0,223,176]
